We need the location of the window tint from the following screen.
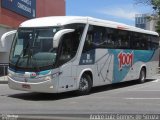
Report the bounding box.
[131,33,148,50]
[83,25,159,52]
[116,30,130,49]
[83,25,131,52]
[149,36,159,50]
[131,33,159,50]
[141,34,148,50]
[58,23,85,66]
[105,28,117,49]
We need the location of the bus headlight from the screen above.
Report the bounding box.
[44,76,52,81]
[8,70,15,78]
[8,73,13,78]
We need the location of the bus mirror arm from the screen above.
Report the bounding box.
[53,29,75,48]
[1,30,17,51]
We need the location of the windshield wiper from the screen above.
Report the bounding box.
[15,40,30,70]
[15,49,24,70]
[26,48,32,67]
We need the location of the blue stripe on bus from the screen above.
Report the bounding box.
[9,68,51,76]
[109,49,155,83]
[79,48,156,83]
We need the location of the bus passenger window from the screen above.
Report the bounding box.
[105,28,116,49]
[116,30,130,49]
[58,32,82,66]
[83,32,94,52]
[83,25,108,52]
[59,34,72,62]
[150,36,159,50]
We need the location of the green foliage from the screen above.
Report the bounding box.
[151,0,160,33]
[135,0,160,33]
[151,0,160,12]
[155,20,160,33]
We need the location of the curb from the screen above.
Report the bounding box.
[0,81,8,84]
[0,76,8,84]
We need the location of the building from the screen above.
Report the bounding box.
[135,13,157,31]
[0,0,65,76]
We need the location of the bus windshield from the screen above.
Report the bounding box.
[9,27,60,71]
[9,23,86,72]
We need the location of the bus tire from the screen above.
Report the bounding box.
[139,68,146,83]
[77,74,92,95]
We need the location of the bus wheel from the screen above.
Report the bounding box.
[139,68,146,83]
[77,74,92,95]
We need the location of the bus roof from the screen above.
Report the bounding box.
[20,16,159,36]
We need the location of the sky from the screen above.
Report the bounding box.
[66,0,154,26]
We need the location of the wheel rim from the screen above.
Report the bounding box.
[79,77,89,91]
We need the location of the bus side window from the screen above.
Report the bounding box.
[106,34,112,47]
[132,32,141,50]
[83,25,110,52]
[131,32,149,50]
[58,33,73,65]
[83,26,95,53]
[105,28,115,49]
[57,23,85,66]
[83,34,93,52]
[116,30,130,49]
[150,36,159,50]
[141,34,148,50]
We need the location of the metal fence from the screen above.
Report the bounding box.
[0,63,8,77]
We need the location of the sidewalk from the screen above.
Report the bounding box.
[0,76,8,84]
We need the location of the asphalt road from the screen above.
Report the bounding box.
[1,77,160,119]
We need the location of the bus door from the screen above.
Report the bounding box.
[56,31,78,92]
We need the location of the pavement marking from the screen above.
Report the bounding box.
[127,90,160,92]
[125,98,160,100]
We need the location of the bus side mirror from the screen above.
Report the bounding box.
[1,30,17,51]
[53,29,75,48]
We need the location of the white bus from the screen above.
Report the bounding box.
[1,16,159,94]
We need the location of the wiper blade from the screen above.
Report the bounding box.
[15,49,24,69]
[15,40,30,69]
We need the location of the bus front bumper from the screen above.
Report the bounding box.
[8,76,57,93]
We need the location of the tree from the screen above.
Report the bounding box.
[135,0,152,5]
[135,0,160,33]
[135,0,160,10]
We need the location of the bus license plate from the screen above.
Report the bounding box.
[22,84,31,89]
